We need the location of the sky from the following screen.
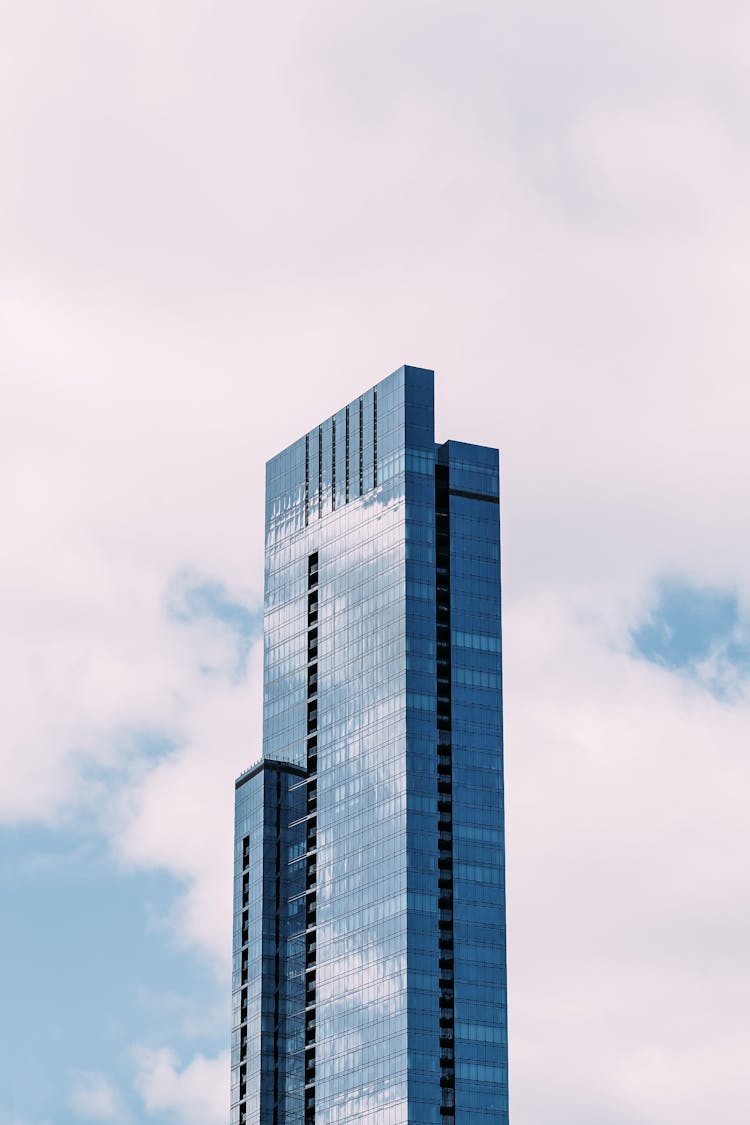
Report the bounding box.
[2,1,750,1122]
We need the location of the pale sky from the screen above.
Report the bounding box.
[2,3,750,1123]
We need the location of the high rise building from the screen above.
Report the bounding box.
[231,366,508,1125]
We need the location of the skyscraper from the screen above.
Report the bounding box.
[231,366,507,1124]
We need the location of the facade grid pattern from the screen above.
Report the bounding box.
[231,366,508,1124]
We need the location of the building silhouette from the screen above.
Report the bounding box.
[232,366,508,1124]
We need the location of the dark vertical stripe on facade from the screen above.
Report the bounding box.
[345,405,350,503]
[273,774,281,1125]
[304,433,310,528]
[373,389,378,488]
[305,551,319,1125]
[358,397,364,496]
[318,425,323,519]
[239,835,250,1123]
[331,416,336,510]
[435,460,456,1121]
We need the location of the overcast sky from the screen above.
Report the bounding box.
[2,3,750,1123]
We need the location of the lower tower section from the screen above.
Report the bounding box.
[231,760,306,1125]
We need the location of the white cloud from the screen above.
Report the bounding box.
[505,592,750,1124]
[111,639,264,965]
[133,985,228,1043]
[69,1072,130,1123]
[132,1048,228,1125]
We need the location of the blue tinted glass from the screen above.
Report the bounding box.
[232,367,508,1124]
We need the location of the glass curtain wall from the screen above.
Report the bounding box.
[231,367,508,1125]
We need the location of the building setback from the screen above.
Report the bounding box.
[232,366,508,1124]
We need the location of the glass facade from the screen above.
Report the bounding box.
[231,366,508,1124]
